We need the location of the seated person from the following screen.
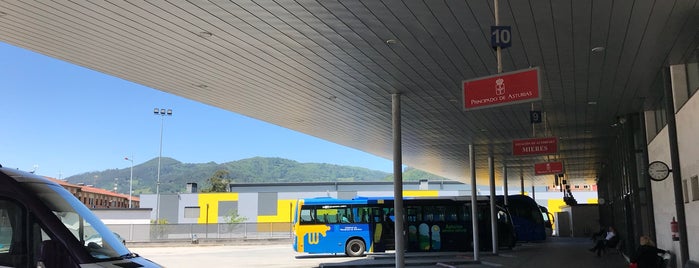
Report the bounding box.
[589,226,616,256]
[631,236,666,268]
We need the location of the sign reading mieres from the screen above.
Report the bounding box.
[512,137,558,156]
[462,67,541,111]
[534,161,563,175]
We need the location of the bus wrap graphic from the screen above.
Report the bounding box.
[299,225,331,250]
[307,232,322,244]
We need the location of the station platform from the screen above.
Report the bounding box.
[319,237,629,268]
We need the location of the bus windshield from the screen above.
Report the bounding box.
[496,195,547,242]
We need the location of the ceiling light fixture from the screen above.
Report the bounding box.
[0,11,7,17]
[197,31,213,38]
[618,116,627,124]
[385,39,397,45]
[587,101,597,105]
[591,46,605,53]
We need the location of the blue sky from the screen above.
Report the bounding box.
[1,42,394,179]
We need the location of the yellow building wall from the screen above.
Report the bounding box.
[546,199,566,231]
[197,193,239,224]
[257,199,298,232]
[257,199,297,223]
[547,199,567,215]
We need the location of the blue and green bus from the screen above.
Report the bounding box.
[292,196,516,256]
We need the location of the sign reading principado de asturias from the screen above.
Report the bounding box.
[512,137,558,156]
[534,161,564,175]
[462,67,541,111]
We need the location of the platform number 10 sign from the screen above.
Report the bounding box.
[491,26,512,49]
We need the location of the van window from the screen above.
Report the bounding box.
[0,199,28,267]
[0,197,79,267]
[25,182,128,260]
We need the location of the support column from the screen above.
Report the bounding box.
[663,68,689,266]
[470,145,479,261]
[520,169,524,195]
[503,165,508,206]
[391,94,405,268]
[489,155,498,254]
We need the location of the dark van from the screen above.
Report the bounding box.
[0,165,161,267]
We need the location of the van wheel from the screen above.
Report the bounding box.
[345,239,365,257]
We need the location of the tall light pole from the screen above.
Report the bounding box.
[124,156,134,208]
[154,108,172,222]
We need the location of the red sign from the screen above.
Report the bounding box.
[535,161,564,175]
[462,67,541,111]
[512,137,558,156]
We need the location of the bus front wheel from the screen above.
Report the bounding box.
[345,239,365,257]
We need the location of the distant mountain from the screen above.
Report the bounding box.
[63,157,447,194]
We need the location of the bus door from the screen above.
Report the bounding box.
[371,207,394,252]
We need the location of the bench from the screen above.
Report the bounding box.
[685,260,699,268]
[602,235,622,255]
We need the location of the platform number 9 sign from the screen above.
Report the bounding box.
[530,111,542,124]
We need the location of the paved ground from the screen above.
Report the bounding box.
[128,237,630,268]
[130,240,357,268]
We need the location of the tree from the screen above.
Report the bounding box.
[223,209,247,224]
[150,218,169,239]
[203,169,230,192]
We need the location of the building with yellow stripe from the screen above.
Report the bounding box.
[139,180,597,226]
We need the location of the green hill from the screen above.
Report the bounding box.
[63,157,450,194]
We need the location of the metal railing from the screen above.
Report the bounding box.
[106,222,293,242]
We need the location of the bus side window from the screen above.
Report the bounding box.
[300,209,314,224]
[343,209,352,223]
[327,213,337,224]
[446,206,459,222]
